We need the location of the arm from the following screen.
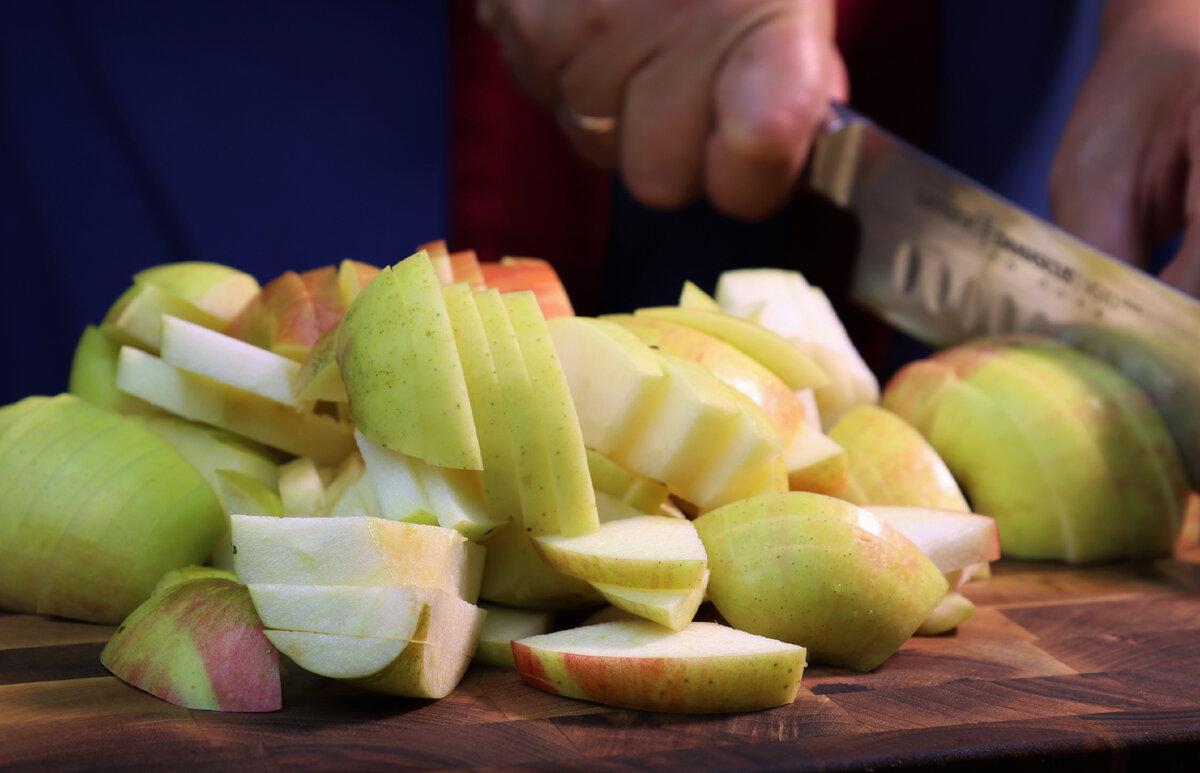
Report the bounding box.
[477,0,847,220]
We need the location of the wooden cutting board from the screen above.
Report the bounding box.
[4,544,1200,771]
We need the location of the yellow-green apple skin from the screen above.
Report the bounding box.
[633,305,830,392]
[828,404,969,512]
[882,336,1189,563]
[100,576,281,712]
[336,253,482,470]
[0,394,224,623]
[152,565,239,595]
[511,620,806,713]
[694,492,947,671]
[603,312,806,445]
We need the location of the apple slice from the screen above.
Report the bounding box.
[588,570,709,631]
[392,251,482,470]
[133,261,260,325]
[68,325,158,413]
[481,256,574,318]
[532,513,708,589]
[512,620,806,713]
[160,315,307,408]
[100,576,281,712]
[230,514,484,603]
[474,288,559,535]
[277,456,330,518]
[633,305,829,392]
[336,258,381,307]
[677,280,723,311]
[350,590,486,699]
[695,492,947,671]
[247,583,427,640]
[293,323,348,403]
[263,630,409,680]
[586,448,670,514]
[547,315,668,456]
[449,249,486,290]
[829,404,970,512]
[605,312,806,446]
[210,470,283,570]
[861,505,1001,577]
[478,521,607,610]
[442,281,523,521]
[474,603,556,668]
[116,346,355,466]
[101,281,227,353]
[322,452,385,519]
[916,591,977,635]
[504,290,598,537]
[784,420,849,495]
[131,413,282,493]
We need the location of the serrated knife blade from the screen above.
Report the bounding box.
[808,104,1200,488]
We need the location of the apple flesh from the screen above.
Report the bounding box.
[694,491,948,671]
[100,576,281,712]
[474,603,556,668]
[478,520,607,610]
[512,620,806,713]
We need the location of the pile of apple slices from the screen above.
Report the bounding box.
[1,245,1024,715]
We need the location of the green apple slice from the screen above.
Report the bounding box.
[277,456,329,518]
[474,288,558,535]
[478,521,607,610]
[677,280,723,311]
[784,419,849,496]
[392,251,482,470]
[686,390,787,511]
[322,453,385,519]
[336,264,425,459]
[504,291,598,537]
[133,261,260,324]
[294,323,348,402]
[354,430,437,524]
[442,282,522,521]
[586,448,669,514]
[264,629,408,680]
[116,346,355,466]
[101,281,226,353]
[512,620,806,713]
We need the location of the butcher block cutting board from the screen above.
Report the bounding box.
[4,545,1200,771]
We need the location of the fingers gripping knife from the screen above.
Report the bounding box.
[807,104,1200,488]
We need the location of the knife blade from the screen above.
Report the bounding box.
[807,104,1200,488]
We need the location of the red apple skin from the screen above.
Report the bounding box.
[226,266,347,360]
[101,577,281,712]
[449,249,486,291]
[480,257,574,318]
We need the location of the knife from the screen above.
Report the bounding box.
[807,104,1200,489]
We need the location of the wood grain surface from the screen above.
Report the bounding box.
[4,545,1200,771]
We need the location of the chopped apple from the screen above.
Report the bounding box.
[247,583,428,640]
[586,448,670,514]
[829,404,970,511]
[277,456,330,518]
[101,281,227,353]
[474,603,556,668]
[695,492,947,671]
[588,570,709,631]
[116,346,355,466]
[68,325,157,413]
[915,591,977,635]
[478,521,607,610]
[634,305,829,392]
[532,513,708,589]
[512,620,806,713]
[480,256,574,318]
[861,505,1001,577]
[784,420,849,495]
[230,514,484,603]
[293,323,348,402]
[548,315,668,456]
[133,261,260,325]
[100,576,281,712]
[225,266,345,362]
[677,280,723,311]
[321,452,385,519]
[504,290,598,537]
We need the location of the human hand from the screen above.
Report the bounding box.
[1050,0,1200,298]
[476,0,847,221]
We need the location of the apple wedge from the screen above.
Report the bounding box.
[512,620,806,713]
[474,603,556,668]
[230,514,484,603]
[478,521,607,610]
[247,583,428,640]
[100,576,281,712]
[115,346,355,466]
[532,513,708,589]
[784,420,849,495]
[861,505,1001,577]
[633,305,829,392]
[480,256,574,318]
[588,570,709,631]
